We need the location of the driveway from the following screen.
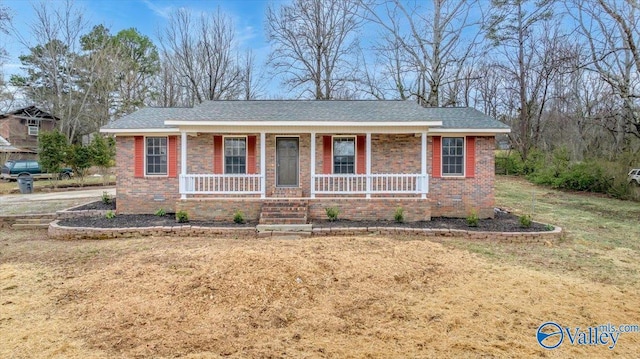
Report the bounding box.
[0,187,116,204]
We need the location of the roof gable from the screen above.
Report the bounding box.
[0,105,60,121]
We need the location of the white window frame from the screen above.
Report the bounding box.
[28,125,39,136]
[145,136,168,177]
[441,136,465,177]
[332,135,357,175]
[223,135,248,175]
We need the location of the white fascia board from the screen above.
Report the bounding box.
[171,125,437,134]
[429,128,511,135]
[164,120,443,128]
[100,128,180,136]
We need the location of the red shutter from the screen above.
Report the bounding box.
[322,135,332,174]
[466,136,476,178]
[134,136,144,178]
[247,135,256,174]
[168,136,177,178]
[213,135,223,174]
[356,135,366,174]
[432,136,441,178]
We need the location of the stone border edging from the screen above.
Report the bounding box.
[48,220,562,243]
[48,220,257,240]
[56,201,111,219]
[308,225,562,243]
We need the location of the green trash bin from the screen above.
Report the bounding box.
[17,174,33,194]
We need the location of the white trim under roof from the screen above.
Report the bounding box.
[429,128,511,135]
[100,128,179,135]
[164,120,443,128]
[100,123,510,136]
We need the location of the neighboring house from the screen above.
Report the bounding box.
[0,106,60,152]
[100,101,510,223]
[0,135,36,163]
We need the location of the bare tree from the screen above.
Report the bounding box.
[484,0,561,161]
[266,0,363,99]
[361,0,481,106]
[241,50,266,100]
[158,8,244,104]
[359,30,412,100]
[149,56,191,107]
[572,0,640,155]
[11,0,116,142]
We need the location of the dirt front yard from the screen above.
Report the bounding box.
[1,229,638,358]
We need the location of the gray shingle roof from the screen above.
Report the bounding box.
[102,107,189,129]
[101,100,509,130]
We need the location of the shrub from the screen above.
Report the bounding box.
[522,149,546,175]
[66,144,93,183]
[325,207,339,222]
[155,208,166,217]
[233,210,246,224]
[101,191,112,204]
[544,224,555,231]
[176,210,189,223]
[105,210,116,219]
[519,214,532,228]
[466,210,479,227]
[38,130,69,179]
[394,207,404,223]
[495,151,525,175]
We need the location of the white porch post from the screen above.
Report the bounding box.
[260,132,266,199]
[366,132,371,199]
[310,132,316,199]
[180,130,187,199]
[421,131,427,199]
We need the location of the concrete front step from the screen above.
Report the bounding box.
[259,219,308,225]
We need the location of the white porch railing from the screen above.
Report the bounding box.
[312,174,428,195]
[180,174,263,194]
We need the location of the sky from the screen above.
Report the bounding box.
[2,0,279,80]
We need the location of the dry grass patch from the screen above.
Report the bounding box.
[0,175,115,195]
[1,230,639,358]
[434,176,640,287]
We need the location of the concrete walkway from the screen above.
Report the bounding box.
[0,187,116,204]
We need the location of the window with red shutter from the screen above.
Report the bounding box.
[465,136,476,178]
[432,136,442,178]
[134,136,144,178]
[168,136,177,178]
[356,135,366,174]
[247,135,257,174]
[213,135,223,174]
[322,136,332,174]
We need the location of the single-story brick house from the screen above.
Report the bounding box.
[100,101,510,223]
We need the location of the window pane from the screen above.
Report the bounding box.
[225,138,246,174]
[442,137,464,176]
[333,138,355,174]
[146,137,167,175]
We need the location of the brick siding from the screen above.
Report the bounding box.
[309,198,430,222]
[429,136,495,218]
[115,136,180,214]
[115,133,496,220]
